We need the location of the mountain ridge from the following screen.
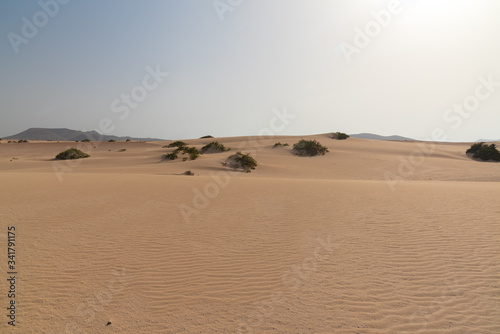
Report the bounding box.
[2,128,165,141]
[349,133,416,141]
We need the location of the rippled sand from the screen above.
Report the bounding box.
[1,135,499,333]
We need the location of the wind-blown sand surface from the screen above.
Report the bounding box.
[0,135,499,333]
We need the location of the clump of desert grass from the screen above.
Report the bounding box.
[223,152,257,172]
[164,141,187,149]
[164,152,178,160]
[331,132,350,140]
[273,142,289,148]
[200,141,229,153]
[181,147,201,160]
[466,142,500,161]
[292,139,329,156]
[55,148,90,160]
[163,143,201,161]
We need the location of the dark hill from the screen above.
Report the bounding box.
[3,128,165,141]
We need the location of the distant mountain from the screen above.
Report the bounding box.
[3,128,165,142]
[349,133,416,141]
[476,139,499,142]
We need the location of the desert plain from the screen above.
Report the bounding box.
[0,134,499,333]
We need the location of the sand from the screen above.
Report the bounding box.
[0,135,499,333]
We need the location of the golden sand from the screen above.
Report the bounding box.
[0,135,498,333]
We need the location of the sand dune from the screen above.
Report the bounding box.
[0,135,499,333]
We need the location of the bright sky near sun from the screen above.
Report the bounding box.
[1,0,499,141]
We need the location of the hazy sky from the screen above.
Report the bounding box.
[1,0,499,141]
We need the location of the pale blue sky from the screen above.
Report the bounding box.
[1,0,499,141]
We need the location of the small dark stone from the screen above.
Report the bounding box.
[106,321,112,326]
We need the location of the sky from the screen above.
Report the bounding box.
[1,0,499,141]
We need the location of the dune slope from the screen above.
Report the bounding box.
[0,135,498,333]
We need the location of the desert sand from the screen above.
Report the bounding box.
[0,134,499,333]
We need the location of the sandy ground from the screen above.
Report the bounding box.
[0,135,499,333]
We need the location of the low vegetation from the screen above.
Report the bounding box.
[163,144,201,161]
[332,132,350,140]
[55,148,90,160]
[166,141,187,149]
[108,139,115,142]
[118,148,126,152]
[181,146,201,160]
[200,135,214,139]
[292,139,329,156]
[273,142,289,147]
[81,139,90,142]
[224,152,257,172]
[466,142,500,161]
[164,152,178,160]
[200,141,229,153]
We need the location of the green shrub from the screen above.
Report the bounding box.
[292,139,329,156]
[466,142,484,155]
[332,132,349,140]
[200,141,229,153]
[118,149,126,152]
[163,146,201,161]
[108,139,115,142]
[225,152,257,172]
[55,148,90,160]
[167,141,187,149]
[200,135,214,139]
[164,152,178,160]
[125,139,131,142]
[467,142,500,161]
[273,142,289,148]
[81,139,90,142]
[180,146,201,160]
